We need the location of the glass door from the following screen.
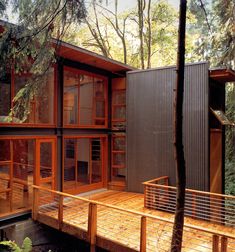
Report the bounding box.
[36,139,55,189]
[64,136,106,193]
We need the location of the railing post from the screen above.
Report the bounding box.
[221,236,228,252]
[212,235,219,252]
[140,216,147,252]
[144,185,147,208]
[192,192,196,218]
[58,194,64,230]
[88,203,97,252]
[32,187,39,220]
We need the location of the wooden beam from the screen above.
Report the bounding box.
[58,195,64,230]
[212,235,219,252]
[88,203,97,252]
[221,236,228,252]
[140,216,147,252]
[32,187,39,220]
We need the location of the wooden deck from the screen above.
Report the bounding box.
[33,187,235,252]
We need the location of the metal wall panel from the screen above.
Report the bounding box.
[127,63,209,193]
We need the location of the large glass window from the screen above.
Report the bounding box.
[63,67,107,127]
[0,139,35,215]
[0,68,55,125]
[64,137,104,192]
[111,134,126,183]
[0,73,11,121]
[112,80,126,130]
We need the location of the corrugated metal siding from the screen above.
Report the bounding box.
[127,63,209,193]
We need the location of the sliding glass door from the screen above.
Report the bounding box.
[63,136,107,194]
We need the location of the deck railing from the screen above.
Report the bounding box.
[32,185,235,252]
[143,177,235,227]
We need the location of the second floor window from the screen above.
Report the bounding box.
[63,67,108,127]
[0,68,55,125]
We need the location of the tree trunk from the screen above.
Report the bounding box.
[138,0,145,69]
[171,0,187,251]
[146,0,151,69]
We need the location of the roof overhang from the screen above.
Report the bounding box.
[54,40,135,76]
[209,68,235,84]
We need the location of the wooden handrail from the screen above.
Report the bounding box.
[143,180,235,200]
[0,176,28,186]
[32,185,235,239]
[142,176,169,185]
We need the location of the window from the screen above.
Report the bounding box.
[112,78,126,130]
[0,68,55,125]
[111,134,126,183]
[64,136,105,193]
[63,67,107,127]
[0,73,11,121]
[0,138,35,215]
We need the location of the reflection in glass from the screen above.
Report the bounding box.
[64,70,79,125]
[63,137,103,191]
[40,142,52,178]
[0,73,11,122]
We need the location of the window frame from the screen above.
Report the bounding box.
[63,66,108,129]
[63,135,108,194]
[0,66,57,127]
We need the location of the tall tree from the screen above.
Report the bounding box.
[171,0,187,251]
[137,0,145,69]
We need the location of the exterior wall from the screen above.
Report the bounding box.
[0,56,122,219]
[126,62,209,193]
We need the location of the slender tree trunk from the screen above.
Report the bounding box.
[171,0,187,251]
[146,0,151,69]
[138,0,145,69]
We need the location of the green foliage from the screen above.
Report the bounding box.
[225,84,235,195]
[0,0,87,121]
[187,0,235,68]
[0,237,32,252]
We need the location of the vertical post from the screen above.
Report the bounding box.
[140,216,147,252]
[212,235,219,252]
[192,193,196,218]
[221,236,228,252]
[88,203,97,252]
[9,140,13,212]
[58,194,64,230]
[144,185,146,208]
[32,187,39,220]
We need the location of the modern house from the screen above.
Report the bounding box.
[0,37,134,219]
[0,21,235,224]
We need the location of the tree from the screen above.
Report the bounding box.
[0,0,86,121]
[171,0,187,251]
[73,0,179,68]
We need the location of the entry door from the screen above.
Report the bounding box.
[36,139,55,189]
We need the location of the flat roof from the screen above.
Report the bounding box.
[54,40,135,75]
[209,68,235,83]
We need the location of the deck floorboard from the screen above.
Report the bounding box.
[37,190,235,252]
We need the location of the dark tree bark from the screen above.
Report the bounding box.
[146,0,151,69]
[137,0,145,69]
[171,0,187,251]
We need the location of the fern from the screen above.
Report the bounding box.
[21,237,32,252]
[0,237,32,252]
